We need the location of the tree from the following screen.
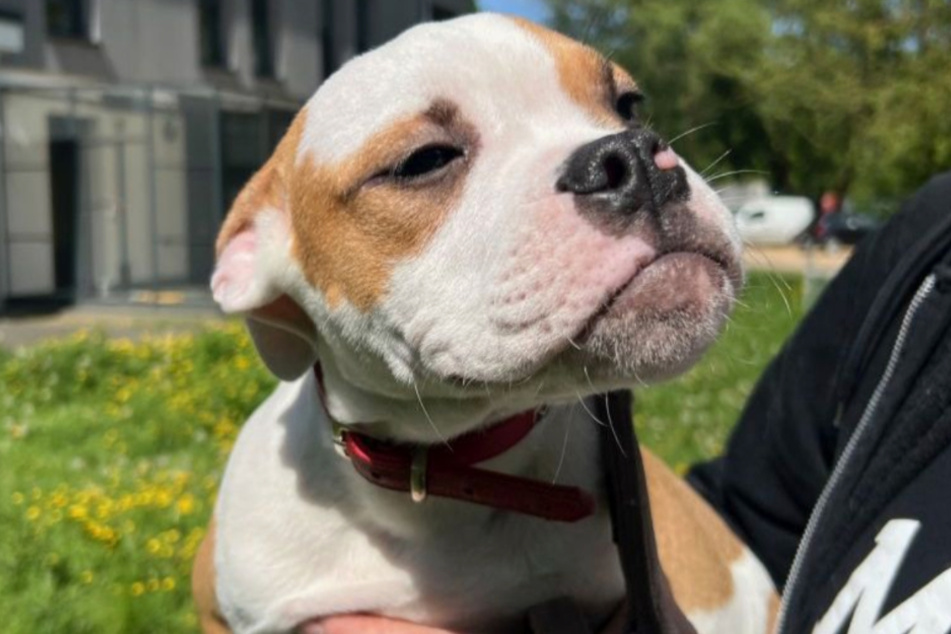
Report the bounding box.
[548,0,776,190]
[545,0,951,211]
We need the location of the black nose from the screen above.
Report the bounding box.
[556,128,688,215]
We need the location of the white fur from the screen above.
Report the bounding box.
[687,549,778,634]
[211,13,774,634]
[215,376,623,634]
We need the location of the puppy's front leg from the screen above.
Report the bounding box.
[193,516,232,634]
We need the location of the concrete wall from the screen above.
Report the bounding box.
[0,88,188,297]
[0,1,475,90]
[0,0,476,305]
[2,91,67,296]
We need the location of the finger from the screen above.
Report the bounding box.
[300,615,456,634]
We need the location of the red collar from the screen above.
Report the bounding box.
[314,366,595,522]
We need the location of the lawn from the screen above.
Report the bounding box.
[0,271,803,633]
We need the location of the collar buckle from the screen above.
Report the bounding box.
[330,420,349,458]
[410,447,429,503]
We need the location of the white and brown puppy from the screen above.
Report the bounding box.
[194,13,777,634]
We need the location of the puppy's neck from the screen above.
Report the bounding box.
[303,364,604,534]
[315,355,538,445]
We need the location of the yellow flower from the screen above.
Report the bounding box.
[155,490,172,507]
[161,576,176,591]
[131,582,145,596]
[25,506,41,521]
[68,504,87,519]
[80,570,94,584]
[176,494,196,515]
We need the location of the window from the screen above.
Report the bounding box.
[251,0,274,77]
[46,0,87,39]
[0,9,25,53]
[321,0,336,77]
[199,0,225,67]
[355,0,369,52]
[220,111,265,214]
[432,5,457,21]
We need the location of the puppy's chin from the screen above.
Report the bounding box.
[420,252,737,399]
[569,251,737,384]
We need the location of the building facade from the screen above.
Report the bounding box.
[0,0,473,309]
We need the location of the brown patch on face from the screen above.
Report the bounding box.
[290,100,476,310]
[510,17,637,126]
[611,63,638,95]
[216,100,477,311]
[642,449,744,612]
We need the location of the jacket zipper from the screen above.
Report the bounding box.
[775,274,936,634]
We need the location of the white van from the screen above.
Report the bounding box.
[734,196,815,246]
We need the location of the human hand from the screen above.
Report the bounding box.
[299,616,454,634]
[300,603,627,634]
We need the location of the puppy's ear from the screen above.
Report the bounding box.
[211,162,319,381]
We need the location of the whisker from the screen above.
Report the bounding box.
[601,393,627,458]
[413,380,450,448]
[741,245,796,317]
[582,365,597,394]
[705,169,768,184]
[552,415,571,484]
[576,391,607,427]
[700,149,732,178]
[535,378,547,397]
[668,121,718,146]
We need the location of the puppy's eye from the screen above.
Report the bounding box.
[615,92,645,121]
[393,145,464,180]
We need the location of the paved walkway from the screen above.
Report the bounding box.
[744,244,853,276]
[0,304,224,349]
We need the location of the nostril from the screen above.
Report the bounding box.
[602,154,628,191]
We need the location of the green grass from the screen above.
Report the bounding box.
[0,272,802,633]
[636,272,804,469]
[0,325,276,633]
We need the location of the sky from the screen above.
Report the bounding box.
[477,0,551,23]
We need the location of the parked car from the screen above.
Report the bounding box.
[734,196,815,246]
[817,211,880,245]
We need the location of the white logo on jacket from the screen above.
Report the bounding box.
[813,519,951,634]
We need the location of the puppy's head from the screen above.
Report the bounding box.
[212,15,742,437]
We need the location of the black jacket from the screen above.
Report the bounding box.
[689,173,951,634]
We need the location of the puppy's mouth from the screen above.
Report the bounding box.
[577,246,739,343]
[435,245,741,391]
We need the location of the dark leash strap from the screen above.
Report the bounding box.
[596,391,697,634]
[528,391,697,634]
